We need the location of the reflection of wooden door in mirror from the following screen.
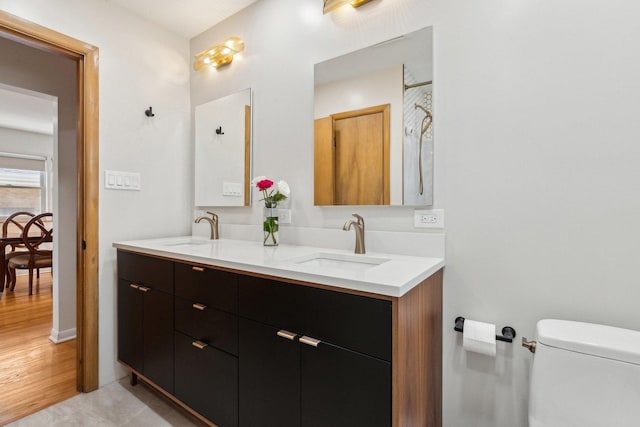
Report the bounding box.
[314,117,334,205]
[314,104,390,205]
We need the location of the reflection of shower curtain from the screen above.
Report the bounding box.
[403,89,433,205]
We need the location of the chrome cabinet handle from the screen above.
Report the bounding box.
[129,283,140,289]
[192,266,205,272]
[299,336,321,347]
[277,330,297,341]
[138,286,150,292]
[192,303,207,311]
[191,340,208,350]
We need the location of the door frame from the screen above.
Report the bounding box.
[0,11,99,392]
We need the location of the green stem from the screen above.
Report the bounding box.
[263,214,278,245]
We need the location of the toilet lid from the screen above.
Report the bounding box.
[537,319,640,365]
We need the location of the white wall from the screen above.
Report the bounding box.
[0,0,192,386]
[439,1,640,425]
[192,1,640,426]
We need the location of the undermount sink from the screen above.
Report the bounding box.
[163,239,212,247]
[290,252,390,272]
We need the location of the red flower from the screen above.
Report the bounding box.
[256,179,273,191]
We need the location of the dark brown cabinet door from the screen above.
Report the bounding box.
[142,287,174,393]
[300,341,391,427]
[175,331,238,427]
[117,251,174,393]
[239,317,391,427]
[117,279,143,372]
[239,318,300,427]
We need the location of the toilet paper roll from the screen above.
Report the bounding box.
[463,319,496,356]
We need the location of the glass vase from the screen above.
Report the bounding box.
[263,207,279,246]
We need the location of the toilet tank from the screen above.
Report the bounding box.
[529,319,640,427]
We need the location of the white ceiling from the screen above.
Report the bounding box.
[107,0,260,39]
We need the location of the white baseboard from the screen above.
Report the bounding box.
[49,327,76,343]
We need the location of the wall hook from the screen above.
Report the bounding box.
[145,106,155,117]
[215,126,224,135]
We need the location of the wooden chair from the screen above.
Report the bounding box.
[7,213,53,295]
[2,211,44,288]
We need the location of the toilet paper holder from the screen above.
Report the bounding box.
[454,316,517,343]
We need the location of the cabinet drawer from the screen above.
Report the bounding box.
[175,296,238,355]
[117,251,173,293]
[239,276,392,361]
[175,263,238,313]
[175,331,238,427]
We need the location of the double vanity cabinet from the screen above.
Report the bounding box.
[115,239,443,427]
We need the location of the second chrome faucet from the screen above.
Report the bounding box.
[195,211,219,240]
[343,213,365,254]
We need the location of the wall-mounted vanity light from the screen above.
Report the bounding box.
[193,37,245,71]
[323,0,376,14]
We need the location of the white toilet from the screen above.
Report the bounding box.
[528,319,640,427]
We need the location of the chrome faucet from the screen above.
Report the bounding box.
[195,211,219,240]
[343,213,365,254]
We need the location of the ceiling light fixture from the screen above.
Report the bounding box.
[193,37,245,71]
[323,0,376,14]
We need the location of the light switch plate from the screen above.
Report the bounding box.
[222,181,242,197]
[105,170,141,191]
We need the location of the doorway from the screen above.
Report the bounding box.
[0,11,99,393]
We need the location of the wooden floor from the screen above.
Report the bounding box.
[0,274,78,425]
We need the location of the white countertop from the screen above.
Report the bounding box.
[112,236,445,297]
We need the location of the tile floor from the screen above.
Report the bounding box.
[7,377,205,426]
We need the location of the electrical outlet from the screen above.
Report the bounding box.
[278,209,292,224]
[414,209,444,229]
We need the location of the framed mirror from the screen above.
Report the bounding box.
[194,88,252,207]
[314,27,433,206]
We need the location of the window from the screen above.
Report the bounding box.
[0,154,49,218]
